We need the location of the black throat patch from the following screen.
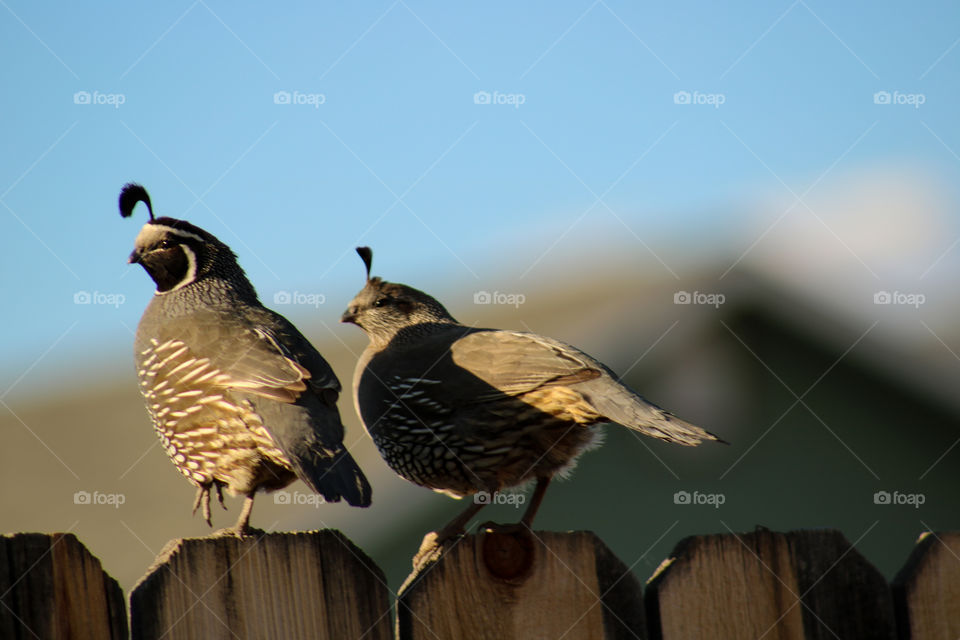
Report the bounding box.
[143,244,196,293]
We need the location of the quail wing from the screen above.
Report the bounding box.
[447,329,604,399]
[447,329,719,446]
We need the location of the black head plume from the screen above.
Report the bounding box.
[119,183,154,221]
[356,246,373,281]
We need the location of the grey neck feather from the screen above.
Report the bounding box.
[370,318,460,351]
[151,271,260,317]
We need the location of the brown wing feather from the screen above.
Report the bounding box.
[148,309,314,403]
[449,330,601,400]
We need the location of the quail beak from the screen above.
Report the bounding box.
[340,308,357,324]
[128,248,142,264]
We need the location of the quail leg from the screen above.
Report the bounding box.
[479,476,552,535]
[413,499,488,570]
[519,476,551,528]
[230,494,256,537]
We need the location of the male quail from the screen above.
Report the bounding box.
[342,247,723,560]
[120,183,371,534]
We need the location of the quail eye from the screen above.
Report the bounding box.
[373,297,390,308]
[158,238,176,249]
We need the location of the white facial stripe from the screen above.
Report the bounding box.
[163,245,198,293]
[134,223,205,249]
[165,227,205,242]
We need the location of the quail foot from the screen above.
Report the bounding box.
[120,184,371,535]
[342,247,725,567]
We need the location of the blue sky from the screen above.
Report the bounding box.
[1,1,959,392]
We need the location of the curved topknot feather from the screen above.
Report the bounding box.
[356,246,373,281]
[119,183,154,221]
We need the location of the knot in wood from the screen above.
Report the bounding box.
[480,528,535,582]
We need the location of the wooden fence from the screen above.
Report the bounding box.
[1,527,957,639]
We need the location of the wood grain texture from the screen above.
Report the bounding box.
[0,532,127,640]
[645,528,895,640]
[893,531,960,639]
[397,529,645,640]
[129,530,391,640]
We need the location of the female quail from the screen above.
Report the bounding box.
[342,247,723,563]
[120,183,371,534]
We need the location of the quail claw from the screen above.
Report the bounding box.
[191,484,214,527]
[412,530,466,572]
[215,482,227,511]
[477,520,527,535]
[412,532,443,571]
[208,524,264,539]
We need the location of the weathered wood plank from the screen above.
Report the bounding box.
[893,531,960,639]
[645,528,895,640]
[130,529,391,640]
[397,529,645,640]
[0,532,127,640]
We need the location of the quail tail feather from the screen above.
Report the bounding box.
[296,447,372,507]
[580,379,724,446]
[245,393,372,507]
